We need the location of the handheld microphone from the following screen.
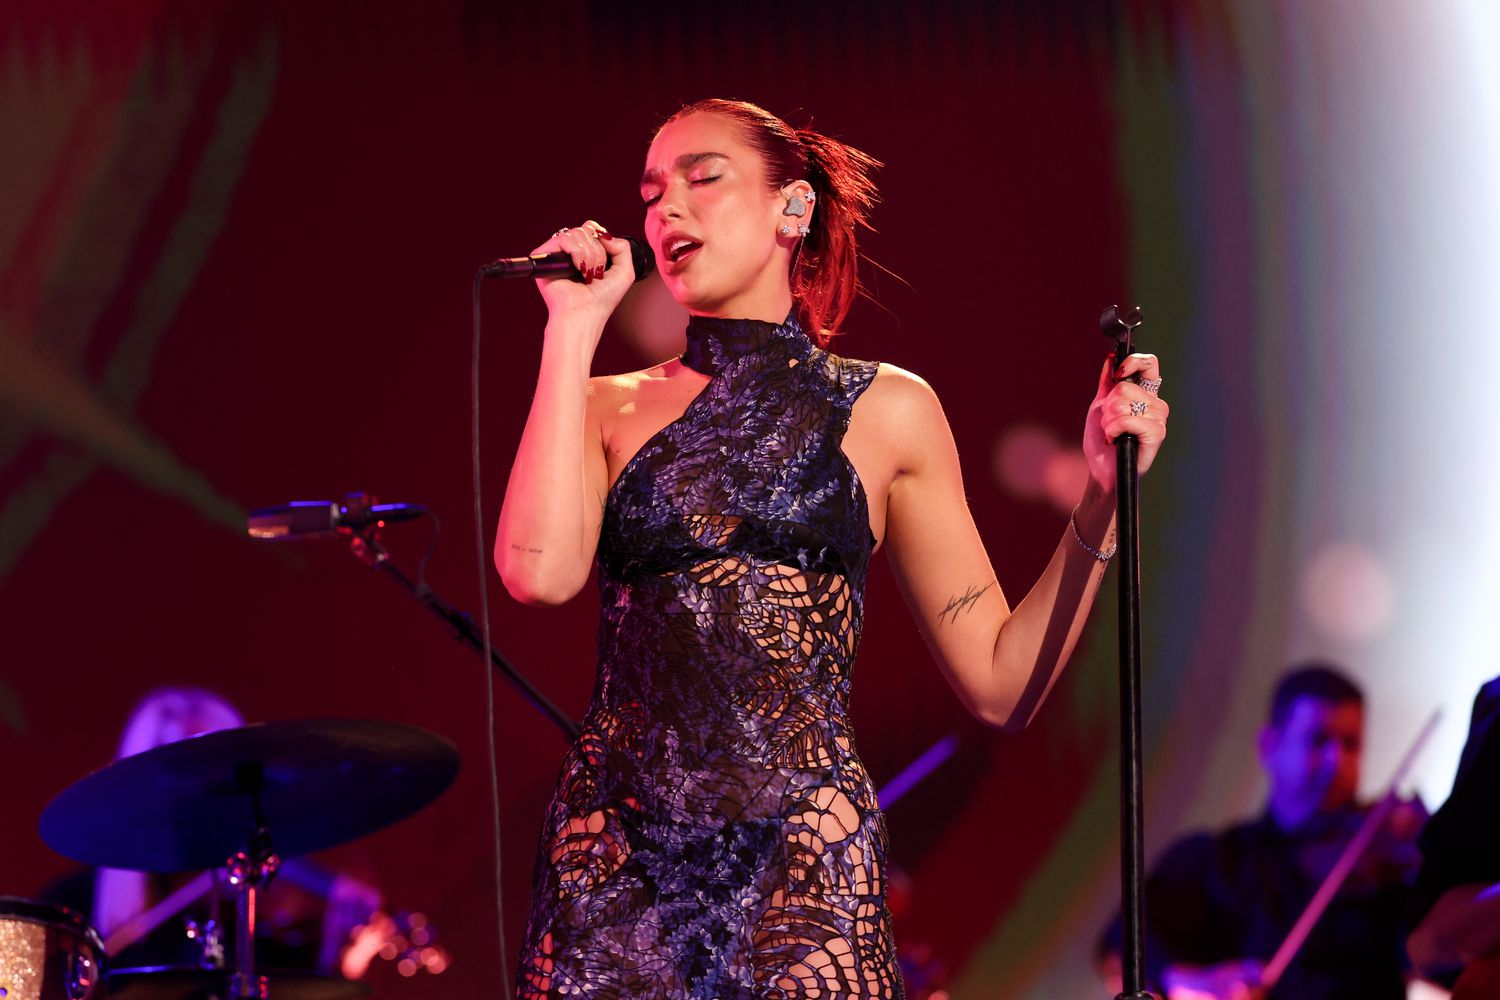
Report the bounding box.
[480,235,657,281]
[247,496,428,540]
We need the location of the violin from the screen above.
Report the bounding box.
[1290,796,1427,890]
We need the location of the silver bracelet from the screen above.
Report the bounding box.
[1070,504,1116,563]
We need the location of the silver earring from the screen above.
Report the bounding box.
[779,224,794,236]
[797,224,810,238]
[804,191,815,203]
[783,193,808,218]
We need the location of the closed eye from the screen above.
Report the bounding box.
[643,174,721,208]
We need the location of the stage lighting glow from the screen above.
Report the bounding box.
[991,424,1058,500]
[1298,542,1395,643]
[1042,451,1089,515]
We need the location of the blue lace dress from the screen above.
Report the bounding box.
[516,313,902,999]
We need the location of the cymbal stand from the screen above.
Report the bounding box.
[227,761,281,1000]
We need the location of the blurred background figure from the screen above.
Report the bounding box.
[1098,664,1426,999]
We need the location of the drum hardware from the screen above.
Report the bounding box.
[103,967,368,1000]
[0,897,105,1000]
[38,719,459,1000]
[182,917,224,969]
[222,762,280,1000]
[103,873,216,961]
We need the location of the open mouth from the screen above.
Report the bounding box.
[664,237,703,266]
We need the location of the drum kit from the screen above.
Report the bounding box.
[5,719,460,1000]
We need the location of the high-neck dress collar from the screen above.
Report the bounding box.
[680,311,813,377]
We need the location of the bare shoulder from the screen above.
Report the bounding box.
[849,362,955,476]
[862,362,950,433]
[586,362,673,415]
[862,362,942,414]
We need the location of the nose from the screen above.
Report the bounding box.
[654,179,686,221]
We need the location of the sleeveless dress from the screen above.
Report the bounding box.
[516,312,903,1000]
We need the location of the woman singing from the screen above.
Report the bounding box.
[496,99,1168,999]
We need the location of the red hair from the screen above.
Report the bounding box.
[659,99,881,345]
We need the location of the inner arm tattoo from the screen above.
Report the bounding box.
[938,582,994,625]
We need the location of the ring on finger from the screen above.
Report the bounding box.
[1139,376,1162,396]
[1130,399,1150,416]
[553,227,571,237]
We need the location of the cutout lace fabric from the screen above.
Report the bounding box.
[517,313,901,999]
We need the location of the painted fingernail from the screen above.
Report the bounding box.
[597,229,613,240]
[594,265,605,279]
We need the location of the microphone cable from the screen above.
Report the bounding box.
[470,270,513,1000]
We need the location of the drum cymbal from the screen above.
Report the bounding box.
[106,966,370,1000]
[40,719,460,872]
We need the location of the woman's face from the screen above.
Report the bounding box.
[641,112,791,318]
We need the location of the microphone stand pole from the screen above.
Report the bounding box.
[346,527,581,741]
[1103,305,1152,1000]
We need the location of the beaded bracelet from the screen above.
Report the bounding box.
[1070,504,1117,563]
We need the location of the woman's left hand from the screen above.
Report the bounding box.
[1083,353,1168,491]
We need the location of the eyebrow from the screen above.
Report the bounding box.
[640,151,728,187]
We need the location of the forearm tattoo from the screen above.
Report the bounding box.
[511,543,543,555]
[938,582,993,626]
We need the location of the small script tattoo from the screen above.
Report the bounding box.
[510,543,544,555]
[938,582,993,625]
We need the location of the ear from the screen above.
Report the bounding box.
[1256,724,1277,766]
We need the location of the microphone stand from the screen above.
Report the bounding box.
[344,525,581,742]
[1102,305,1153,1000]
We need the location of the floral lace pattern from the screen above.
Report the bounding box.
[517,313,899,999]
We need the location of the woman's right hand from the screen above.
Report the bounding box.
[533,219,639,327]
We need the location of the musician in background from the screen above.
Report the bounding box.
[1097,663,1424,999]
[1407,675,1500,990]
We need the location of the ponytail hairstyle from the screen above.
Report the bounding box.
[658,99,881,345]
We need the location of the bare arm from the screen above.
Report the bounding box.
[879,355,1167,731]
[493,223,631,605]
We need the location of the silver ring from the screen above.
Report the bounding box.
[1130,399,1150,416]
[1139,377,1162,396]
[553,227,571,237]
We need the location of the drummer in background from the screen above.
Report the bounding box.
[1096,663,1426,999]
[1406,675,1500,990]
[41,686,382,976]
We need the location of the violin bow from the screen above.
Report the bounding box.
[1260,707,1443,991]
